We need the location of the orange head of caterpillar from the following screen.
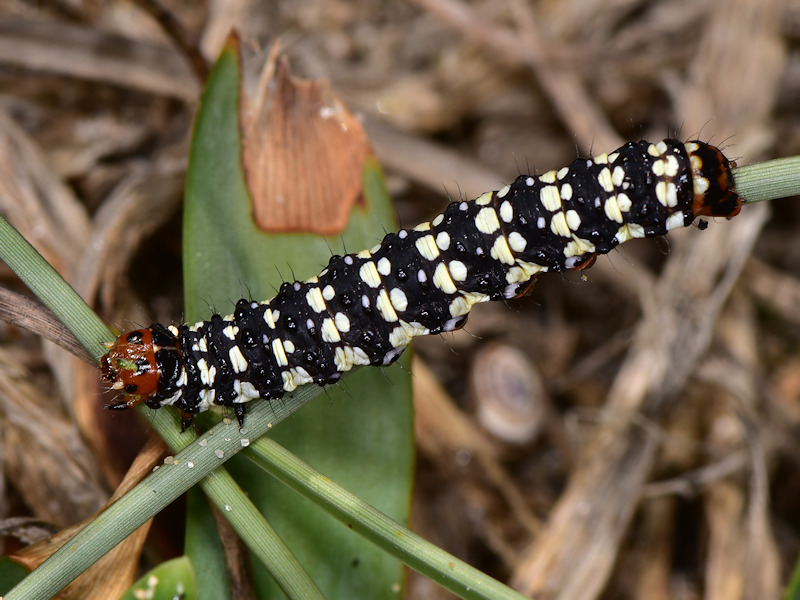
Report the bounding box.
[101,328,161,410]
[686,140,743,219]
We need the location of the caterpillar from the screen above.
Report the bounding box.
[101,139,742,430]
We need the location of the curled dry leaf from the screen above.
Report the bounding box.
[241,43,371,235]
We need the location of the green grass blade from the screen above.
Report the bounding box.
[0,216,110,361]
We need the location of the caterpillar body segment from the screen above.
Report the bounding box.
[100,139,742,428]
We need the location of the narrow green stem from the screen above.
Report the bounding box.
[733,155,800,204]
[245,437,529,600]
[0,216,110,361]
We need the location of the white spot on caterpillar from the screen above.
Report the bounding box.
[433,262,458,293]
[398,229,408,239]
[561,183,573,201]
[597,168,614,192]
[370,243,381,253]
[382,347,405,365]
[594,154,609,165]
[361,294,370,309]
[306,287,326,313]
[432,214,444,227]
[322,285,335,301]
[526,176,534,186]
[497,184,511,198]
[436,231,451,251]
[656,140,669,153]
[344,255,354,265]
[356,249,371,258]
[222,325,238,340]
[353,347,370,365]
[281,370,297,392]
[442,316,465,332]
[615,223,645,244]
[652,159,665,177]
[415,235,440,261]
[417,269,427,283]
[694,176,710,196]
[334,312,351,332]
[333,346,350,371]
[359,261,382,288]
[321,318,342,342]
[690,154,703,171]
[240,381,259,398]
[448,294,482,317]
[448,260,468,281]
[665,212,686,231]
[611,166,625,187]
[168,325,179,336]
[540,185,562,211]
[475,207,501,234]
[647,143,660,157]
[537,216,546,229]
[196,358,209,385]
[272,310,280,322]
[616,193,632,212]
[563,237,595,258]
[655,181,669,206]
[292,366,313,385]
[306,318,315,330]
[271,339,288,367]
[665,153,680,176]
[283,340,295,353]
[228,346,248,373]
[557,167,569,180]
[550,212,572,237]
[685,141,700,152]
[389,288,408,312]
[490,236,515,264]
[377,257,392,276]
[505,260,543,284]
[607,152,620,163]
[459,201,469,211]
[376,289,399,322]
[198,337,208,352]
[475,191,494,205]
[499,200,513,223]
[539,170,557,184]
[507,231,527,253]
[565,209,581,231]
[414,221,431,231]
[389,326,411,348]
[293,281,302,291]
[604,196,624,223]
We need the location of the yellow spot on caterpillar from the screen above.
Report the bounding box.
[433,262,458,293]
[415,235,440,261]
[490,236,515,264]
[359,262,382,288]
[550,211,571,237]
[321,318,342,342]
[540,185,562,211]
[271,339,288,367]
[376,289,399,322]
[475,207,501,234]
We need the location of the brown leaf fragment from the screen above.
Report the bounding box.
[8,434,167,600]
[241,44,370,235]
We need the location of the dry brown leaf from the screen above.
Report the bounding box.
[241,43,371,235]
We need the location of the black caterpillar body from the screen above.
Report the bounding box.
[101,139,742,429]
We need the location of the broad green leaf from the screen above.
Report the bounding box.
[119,556,197,600]
[0,557,29,595]
[182,40,413,598]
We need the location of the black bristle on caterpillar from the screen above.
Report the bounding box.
[100,139,742,430]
